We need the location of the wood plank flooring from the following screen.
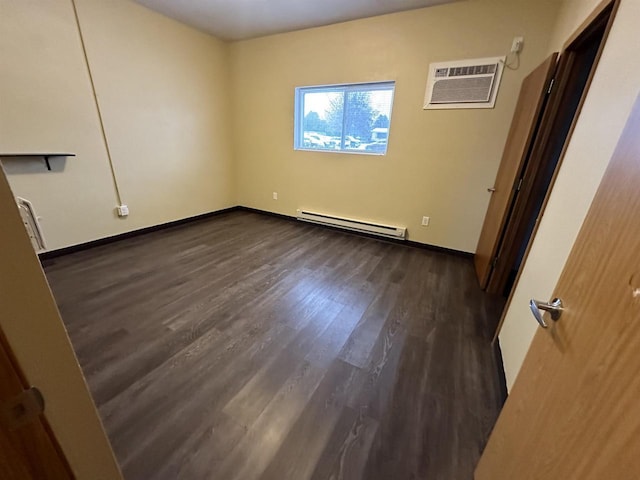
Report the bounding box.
[43,210,506,480]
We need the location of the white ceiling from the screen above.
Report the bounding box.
[133,0,457,41]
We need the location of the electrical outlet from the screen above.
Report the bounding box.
[421,216,430,226]
[272,192,278,200]
[116,204,129,217]
[511,36,524,54]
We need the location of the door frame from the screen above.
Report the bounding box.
[490,0,619,340]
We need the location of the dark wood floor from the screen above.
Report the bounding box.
[43,210,505,480]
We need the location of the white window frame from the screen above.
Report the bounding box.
[294,81,396,155]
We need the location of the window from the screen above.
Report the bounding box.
[294,81,395,155]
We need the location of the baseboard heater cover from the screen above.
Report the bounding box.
[16,197,46,252]
[296,209,406,240]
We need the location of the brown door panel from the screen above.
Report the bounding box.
[474,54,558,288]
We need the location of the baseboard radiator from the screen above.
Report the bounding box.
[16,197,47,252]
[296,209,406,240]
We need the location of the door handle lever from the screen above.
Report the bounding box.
[529,298,563,328]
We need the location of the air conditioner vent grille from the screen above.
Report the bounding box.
[424,56,505,110]
[447,64,497,77]
[431,76,494,103]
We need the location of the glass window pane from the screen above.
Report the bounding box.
[295,82,394,154]
[344,91,371,150]
[302,91,343,150]
[351,88,393,154]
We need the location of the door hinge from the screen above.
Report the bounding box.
[547,78,555,95]
[516,178,523,192]
[0,386,45,430]
[491,256,499,268]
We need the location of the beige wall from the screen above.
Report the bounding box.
[230,0,561,252]
[1,0,122,250]
[74,0,235,230]
[0,166,122,478]
[1,0,561,254]
[0,0,234,251]
[499,0,640,390]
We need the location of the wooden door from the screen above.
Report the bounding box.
[475,95,640,479]
[474,54,557,288]
[0,164,122,478]
[485,2,614,298]
[0,330,73,479]
[0,166,74,478]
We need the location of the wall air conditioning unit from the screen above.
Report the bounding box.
[423,56,506,110]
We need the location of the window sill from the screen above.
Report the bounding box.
[294,147,386,156]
